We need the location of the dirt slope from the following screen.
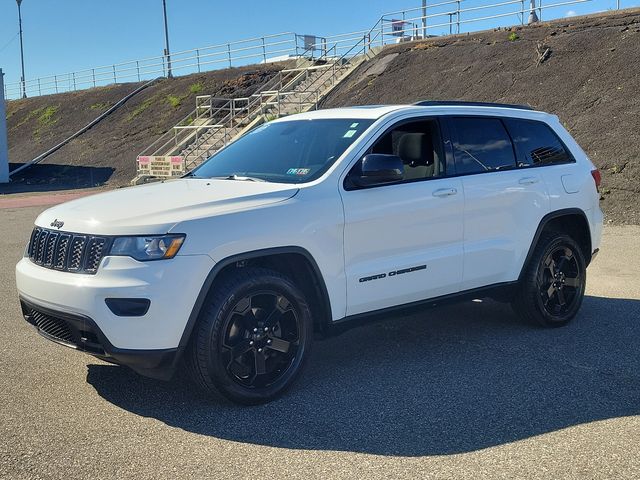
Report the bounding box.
[322,9,640,225]
[3,64,284,192]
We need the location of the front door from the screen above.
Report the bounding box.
[340,118,464,316]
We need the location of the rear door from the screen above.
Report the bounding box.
[340,117,464,316]
[446,116,549,290]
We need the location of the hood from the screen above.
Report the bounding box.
[35,179,299,235]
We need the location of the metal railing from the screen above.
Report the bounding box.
[3,32,308,99]
[4,0,618,100]
[136,67,309,159]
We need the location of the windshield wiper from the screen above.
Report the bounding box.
[212,174,266,182]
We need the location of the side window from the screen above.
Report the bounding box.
[503,118,574,167]
[450,117,516,174]
[369,119,445,181]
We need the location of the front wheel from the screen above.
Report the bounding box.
[512,232,587,327]
[186,267,313,404]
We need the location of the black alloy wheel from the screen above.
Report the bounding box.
[186,267,312,404]
[512,232,586,327]
[537,245,582,317]
[221,291,301,389]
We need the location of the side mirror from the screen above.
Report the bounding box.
[349,154,404,188]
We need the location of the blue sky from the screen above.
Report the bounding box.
[0,0,635,89]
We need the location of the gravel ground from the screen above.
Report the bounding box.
[1,206,639,479]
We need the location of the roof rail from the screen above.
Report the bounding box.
[413,100,534,111]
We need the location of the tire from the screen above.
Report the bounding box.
[185,267,313,405]
[512,232,587,327]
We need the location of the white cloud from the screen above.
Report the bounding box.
[565,10,577,17]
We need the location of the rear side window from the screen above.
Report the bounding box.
[503,118,574,167]
[449,117,516,174]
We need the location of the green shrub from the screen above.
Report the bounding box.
[167,94,182,108]
[189,82,204,95]
[508,32,519,42]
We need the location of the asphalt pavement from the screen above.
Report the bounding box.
[1,205,638,479]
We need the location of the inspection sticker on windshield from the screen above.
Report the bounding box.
[286,168,311,176]
[343,130,357,138]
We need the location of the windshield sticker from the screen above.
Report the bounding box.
[286,168,311,176]
[350,122,359,128]
[343,129,357,138]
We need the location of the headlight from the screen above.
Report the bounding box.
[108,234,185,261]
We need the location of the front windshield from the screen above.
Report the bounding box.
[189,118,374,183]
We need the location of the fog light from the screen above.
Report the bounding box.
[105,298,150,317]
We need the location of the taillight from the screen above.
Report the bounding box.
[591,169,601,192]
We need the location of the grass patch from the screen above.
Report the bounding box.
[189,82,204,94]
[29,105,61,139]
[37,105,59,127]
[508,32,519,42]
[90,102,112,111]
[127,98,154,121]
[166,94,183,108]
[13,104,60,131]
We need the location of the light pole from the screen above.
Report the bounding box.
[422,0,427,38]
[0,69,9,183]
[16,0,26,98]
[162,0,173,78]
[528,0,539,24]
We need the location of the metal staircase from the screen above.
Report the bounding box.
[134,37,376,183]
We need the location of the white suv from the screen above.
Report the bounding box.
[16,101,603,404]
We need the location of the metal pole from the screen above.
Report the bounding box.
[162,0,173,77]
[422,0,427,38]
[528,0,539,24]
[17,0,27,98]
[0,69,9,183]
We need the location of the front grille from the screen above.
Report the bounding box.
[29,308,75,344]
[28,227,110,274]
[21,301,106,355]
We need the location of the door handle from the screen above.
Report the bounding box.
[432,188,457,197]
[519,176,539,185]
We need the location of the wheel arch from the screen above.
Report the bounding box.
[175,246,332,362]
[519,208,593,282]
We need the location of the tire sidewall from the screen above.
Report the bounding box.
[204,273,312,404]
[532,235,586,326]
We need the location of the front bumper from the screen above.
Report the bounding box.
[20,297,178,379]
[16,253,214,367]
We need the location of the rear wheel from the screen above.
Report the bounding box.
[186,267,312,404]
[512,232,586,327]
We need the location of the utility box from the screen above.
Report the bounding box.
[0,69,9,184]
